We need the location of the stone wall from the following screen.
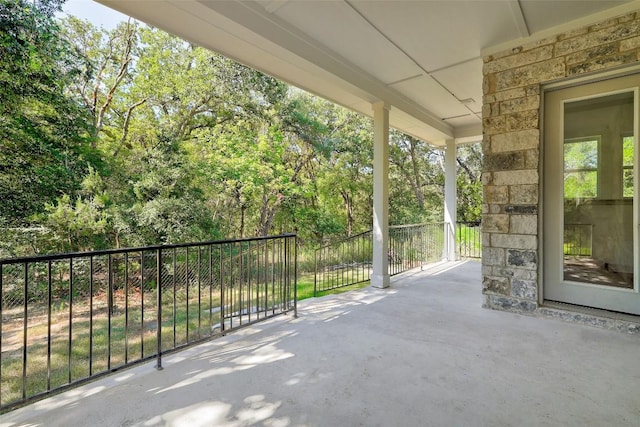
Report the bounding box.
[481,11,640,313]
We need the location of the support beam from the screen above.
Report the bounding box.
[372,101,390,288]
[444,139,457,261]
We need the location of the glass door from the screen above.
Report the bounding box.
[544,74,640,315]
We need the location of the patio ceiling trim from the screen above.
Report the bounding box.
[482,0,640,56]
[98,0,640,148]
[98,0,462,146]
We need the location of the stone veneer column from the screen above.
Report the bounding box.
[481,10,640,313]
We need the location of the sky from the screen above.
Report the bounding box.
[60,0,130,29]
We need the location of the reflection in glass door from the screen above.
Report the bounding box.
[562,93,634,289]
[544,73,640,315]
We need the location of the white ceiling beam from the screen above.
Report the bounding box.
[484,0,640,56]
[509,0,530,38]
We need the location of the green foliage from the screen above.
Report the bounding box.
[0,0,96,225]
[563,139,598,199]
[456,143,482,223]
[2,14,483,257]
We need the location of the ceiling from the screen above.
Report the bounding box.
[98,0,639,147]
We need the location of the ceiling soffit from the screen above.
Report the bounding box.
[98,0,640,146]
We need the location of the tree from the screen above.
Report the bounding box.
[456,143,482,223]
[0,0,96,225]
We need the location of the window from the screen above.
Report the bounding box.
[623,135,634,198]
[563,137,599,199]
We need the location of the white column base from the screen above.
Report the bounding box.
[371,274,390,289]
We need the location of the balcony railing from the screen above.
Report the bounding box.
[456,222,482,259]
[0,234,297,411]
[314,223,448,295]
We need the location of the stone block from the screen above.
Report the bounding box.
[483,214,509,233]
[496,267,537,281]
[483,115,506,135]
[621,35,640,51]
[558,27,589,41]
[565,43,618,65]
[554,20,640,56]
[491,129,539,153]
[506,109,539,131]
[483,295,537,313]
[567,52,637,76]
[491,233,537,250]
[489,204,502,214]
[521,36,558,52]
[509,184,539,204]
[487,87,526,103]
[495,58,565,91]
[482,276,509,295]
[483,247,505,266]
[510,215,537,235]
[484,185,509,204]
[482,172,493,185]
[484,152,525,171]
[504,205,537,214]
[500,95,540,115]
[484,102,500,118]
[482,232,491,247]
[590,17,622,31]
[512,279,537,299]
[525,85,540,96]
[492,170,538,186]
[483,46,553,74]
[524,149,539,169]
[483,74,497,95]
[507,249,537,269]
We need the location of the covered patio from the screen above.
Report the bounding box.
[1,261,638,426]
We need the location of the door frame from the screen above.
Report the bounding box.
[542,72,640,315]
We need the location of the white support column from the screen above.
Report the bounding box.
[444,139,457,261]
[372,101,390,288]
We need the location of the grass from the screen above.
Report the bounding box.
[296,271,370,300]
[0,271,371,408]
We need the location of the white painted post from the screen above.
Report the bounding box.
[372,101,390,288]
[444,139,457,261]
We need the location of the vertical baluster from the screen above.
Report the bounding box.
[172,248,176,348]
[197,247,201,338]
[293,236,298,318]
[185,247,189,342]
[140,251,144,359]
[46,261,51,391]
[22,262,27,400]
[90,256,94,375]
[0,264,3,406]
[67,259,73,384]
[124,253,128,364]
[220,244,225,334]
[156,248,163,370]
[107,254,112,371]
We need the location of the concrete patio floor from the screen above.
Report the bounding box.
[1,260,639,427]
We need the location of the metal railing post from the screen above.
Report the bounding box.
[156,248,163,370]
[294,235,298,318]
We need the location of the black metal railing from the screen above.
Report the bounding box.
[313,230,372,295]
[456,222,482,259]
[314,223,446,295]
[0,234,297,411]
[564,223,592,256]
[388,223,445,275]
